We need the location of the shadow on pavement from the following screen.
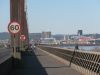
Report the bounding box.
[0,57,12,75]
[9,51,48,75]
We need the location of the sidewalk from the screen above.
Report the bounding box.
[9,48,83,75]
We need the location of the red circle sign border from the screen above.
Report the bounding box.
[8,21,21,34]
[20,35,26,41]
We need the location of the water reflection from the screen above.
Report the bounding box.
[59,45,100,52]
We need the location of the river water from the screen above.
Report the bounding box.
[59,45,100,51]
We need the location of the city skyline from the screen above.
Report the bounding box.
[0,0,100,34]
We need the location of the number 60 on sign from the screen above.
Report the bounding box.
[8,21,21,34]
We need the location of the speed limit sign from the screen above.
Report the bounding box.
[8,21,21,34]
[20,35,26,41]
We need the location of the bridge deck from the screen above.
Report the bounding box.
[10,48,83,75]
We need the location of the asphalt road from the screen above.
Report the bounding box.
[0,48,12,64]
[34,48,83,75]
[10,48,83,75]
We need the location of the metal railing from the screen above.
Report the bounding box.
[38,45,100,75]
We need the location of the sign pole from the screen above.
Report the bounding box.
[8,21,21,58]
[22,41,24,51]
[20,35,26,51]
[13,34,16,58]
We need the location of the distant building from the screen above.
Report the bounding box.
[78,36,93,44]
[40,38,57,44]
[52,34,64,40]
[42,32,51,38]
[88,38,100,44]
[29,33,41,44]
[78,30,83,36]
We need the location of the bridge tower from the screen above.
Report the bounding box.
[10,0,29,51]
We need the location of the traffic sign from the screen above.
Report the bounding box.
[20,35,26,41]
[8,21,21,34]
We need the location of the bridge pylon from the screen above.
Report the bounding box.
[10,0,29,52]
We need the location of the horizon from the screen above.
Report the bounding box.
[0,31,100,35]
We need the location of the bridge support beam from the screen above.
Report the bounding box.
[10,0,29,53]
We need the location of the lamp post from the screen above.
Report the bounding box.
[69,35,79,66]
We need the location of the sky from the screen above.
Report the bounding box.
[0,0,100,34]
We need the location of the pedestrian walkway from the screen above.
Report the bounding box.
[9,48,83,75]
